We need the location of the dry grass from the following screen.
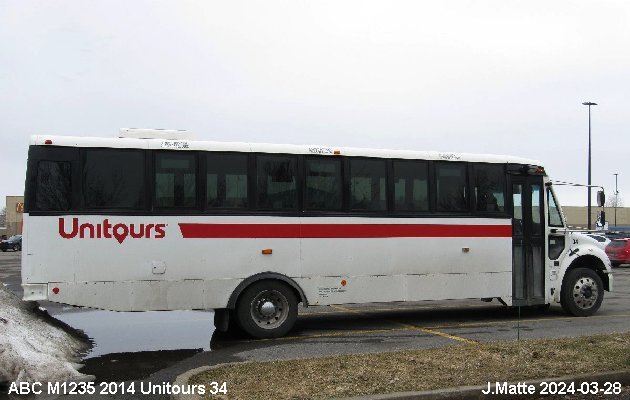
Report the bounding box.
[189,332,630,399]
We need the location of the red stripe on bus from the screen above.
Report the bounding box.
[178,223,512,238]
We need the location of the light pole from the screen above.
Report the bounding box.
[614,173,619,227]
[583,101,597,230]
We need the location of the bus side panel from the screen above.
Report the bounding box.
[299,217,512,305]
[22,214,512,310]
[296,276,406,305]
[297,272,512,306]
[44,279,243,311]
[22,215,301,310]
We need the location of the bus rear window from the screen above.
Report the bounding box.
[35,161,72,211]
[609,240,627,249]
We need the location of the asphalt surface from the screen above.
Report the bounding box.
[2,250,630,399]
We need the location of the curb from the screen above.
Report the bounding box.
[172,366,630,400]
[171,361,256,400]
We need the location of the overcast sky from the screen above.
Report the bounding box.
[0,0,627,209]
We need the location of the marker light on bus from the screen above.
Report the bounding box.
[45,139,53,145]
[525,165,545,175]
[261,249,273,255]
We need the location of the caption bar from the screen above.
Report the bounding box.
[8,381,227,396]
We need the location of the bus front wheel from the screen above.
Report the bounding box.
[235,281,298,339]
[560,268,604,317]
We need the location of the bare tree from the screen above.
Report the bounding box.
[605,193,624,208]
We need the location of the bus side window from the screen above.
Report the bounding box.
[256,155,298,210]
[35,160,72,211]
[304,158,342,211]
[473,164,506,213]
[207,153,248,209]
[547,188,564,227]
[155,152,198,208]
[350,159,386,212]
[512,184,524,236]
[435,163,467,212]
[393,160,428,212]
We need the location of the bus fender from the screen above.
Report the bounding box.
[226,272,309,309]
[556,248,612,302]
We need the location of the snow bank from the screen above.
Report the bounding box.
[0,283,93,384]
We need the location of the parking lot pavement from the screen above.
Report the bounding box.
[215,266,630,347]
[3,249,630,390]
[194,268,630,379]
[0,250,22,296]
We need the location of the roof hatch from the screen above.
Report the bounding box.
[119,128,196,140]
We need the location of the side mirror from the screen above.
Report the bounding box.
[597,190,605,207]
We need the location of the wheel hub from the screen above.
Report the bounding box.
[259,301,276,317]
[573,277,598,310]
[250,289,289,330]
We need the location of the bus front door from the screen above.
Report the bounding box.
[511,176,546,306]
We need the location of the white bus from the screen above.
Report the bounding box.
[22,130,612,338]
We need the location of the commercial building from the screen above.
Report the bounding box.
[563,206,630,230]
[1,196,24,238]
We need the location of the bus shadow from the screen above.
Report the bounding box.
[210,303,566,349]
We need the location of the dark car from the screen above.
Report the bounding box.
[0,235,22,252]
[605,238,630,267]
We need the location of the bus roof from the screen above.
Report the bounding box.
[30,135,541,166]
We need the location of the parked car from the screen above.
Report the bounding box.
[605,238,630,267]
[585,234,611,250]
[574,232,607,250]
[0,235,22,252]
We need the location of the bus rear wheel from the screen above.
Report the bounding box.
[235,281,297,339]
[560,268,603,317]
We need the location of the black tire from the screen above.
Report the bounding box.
[235,280,298,339]
[13,245,18,252]
[560,268,604,317]
[213,308,233,333]
[1,248,6,252]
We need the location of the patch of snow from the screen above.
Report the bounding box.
[0,283,93,384]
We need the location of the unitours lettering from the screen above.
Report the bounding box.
[59,218,166,244]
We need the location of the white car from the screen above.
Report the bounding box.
[585,234,611,250]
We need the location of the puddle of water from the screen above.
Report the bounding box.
[81,349,202,382]
[50,309,215,358]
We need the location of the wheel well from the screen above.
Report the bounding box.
[565,255,610,291]
[227,272,308,309]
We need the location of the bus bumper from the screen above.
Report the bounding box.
[606,271,613,292]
